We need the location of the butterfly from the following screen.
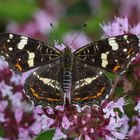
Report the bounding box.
[0,33,139,107]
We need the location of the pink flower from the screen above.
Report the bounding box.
[52,128,67,140]
[113,0,140,20]
[103,98,125,118]
[54,41,66,51]
[63,32,91,51]
[135,100,140,115]
[11,73,22,85]
[129,116,140,140]
[103,101,116,118]
[101,17,129,37]
[105,115,127,140]
[133,54,140,64]
[31,121,42,134]
[0,101,8,112]
[34,10,58,34]
[10,92,23,107]
[114,98,125,113]
[18,127,33,140]
[0,81,13,98]
[134,67,140,80]
[101,17,140,38]
[131,22,140,34]
[31,113,54,134]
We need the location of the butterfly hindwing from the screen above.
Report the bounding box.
[74,34,140,74]
[0,33,62,73]
[24,60,63,107]
[72,59,112,106]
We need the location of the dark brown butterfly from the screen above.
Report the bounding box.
[0,33,139,107]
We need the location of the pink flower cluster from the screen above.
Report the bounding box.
[129,100,140,140]
[32,98,128,140]
[101,17,140,37]
[0,59,36,140]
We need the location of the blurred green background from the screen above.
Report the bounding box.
[0,0,117,41]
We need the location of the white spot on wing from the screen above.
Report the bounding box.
[123,48,127,52]
[92,58,95,62]
[108,38,119,51]
[9,47,13,51]
[75,75,99,89]
[84,77,97,83]
[27,52,35,67]
[9,34,13,39]
[123,35,128,40]
[101,52,109,68]
[123,35,129,43]
[137,35,140,47]
[99,71,102,75]
[17,36,28,50]
[5,54,9,57]
[35,74,60,90]
[94,44,99,51]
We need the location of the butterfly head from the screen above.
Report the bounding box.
[63,46,72,53]
[62,46,73,71]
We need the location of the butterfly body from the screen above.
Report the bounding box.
[0,33,139,107]
[61,47,73,93]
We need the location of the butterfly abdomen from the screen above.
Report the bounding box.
[62,71,72,93]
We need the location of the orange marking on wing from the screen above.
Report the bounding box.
[113,63,121,72]
[30,87,60,101]
[89,95,97,99]
[89,87,105,99]
[15,60,22,71]
[74,87,106,101]
[30,87,44,99]
[74,97,80,101]
[127,48,133,55]
[47,97,60,102]
[96,87,105,97]
[74,96,88,101]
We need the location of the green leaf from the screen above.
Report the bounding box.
[115,86,124,97]
[124,97,136,117]
[35,130,55,140]
[105,72,117,80]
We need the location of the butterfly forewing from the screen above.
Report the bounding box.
[24,60,63,107]
[72,59,112,106]
[0,33,62,73]
[74,34,140,74]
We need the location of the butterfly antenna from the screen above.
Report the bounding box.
[50,23,53,28]
[50,23,62,43]
[71,23,87,46]
[50,23,56,34]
